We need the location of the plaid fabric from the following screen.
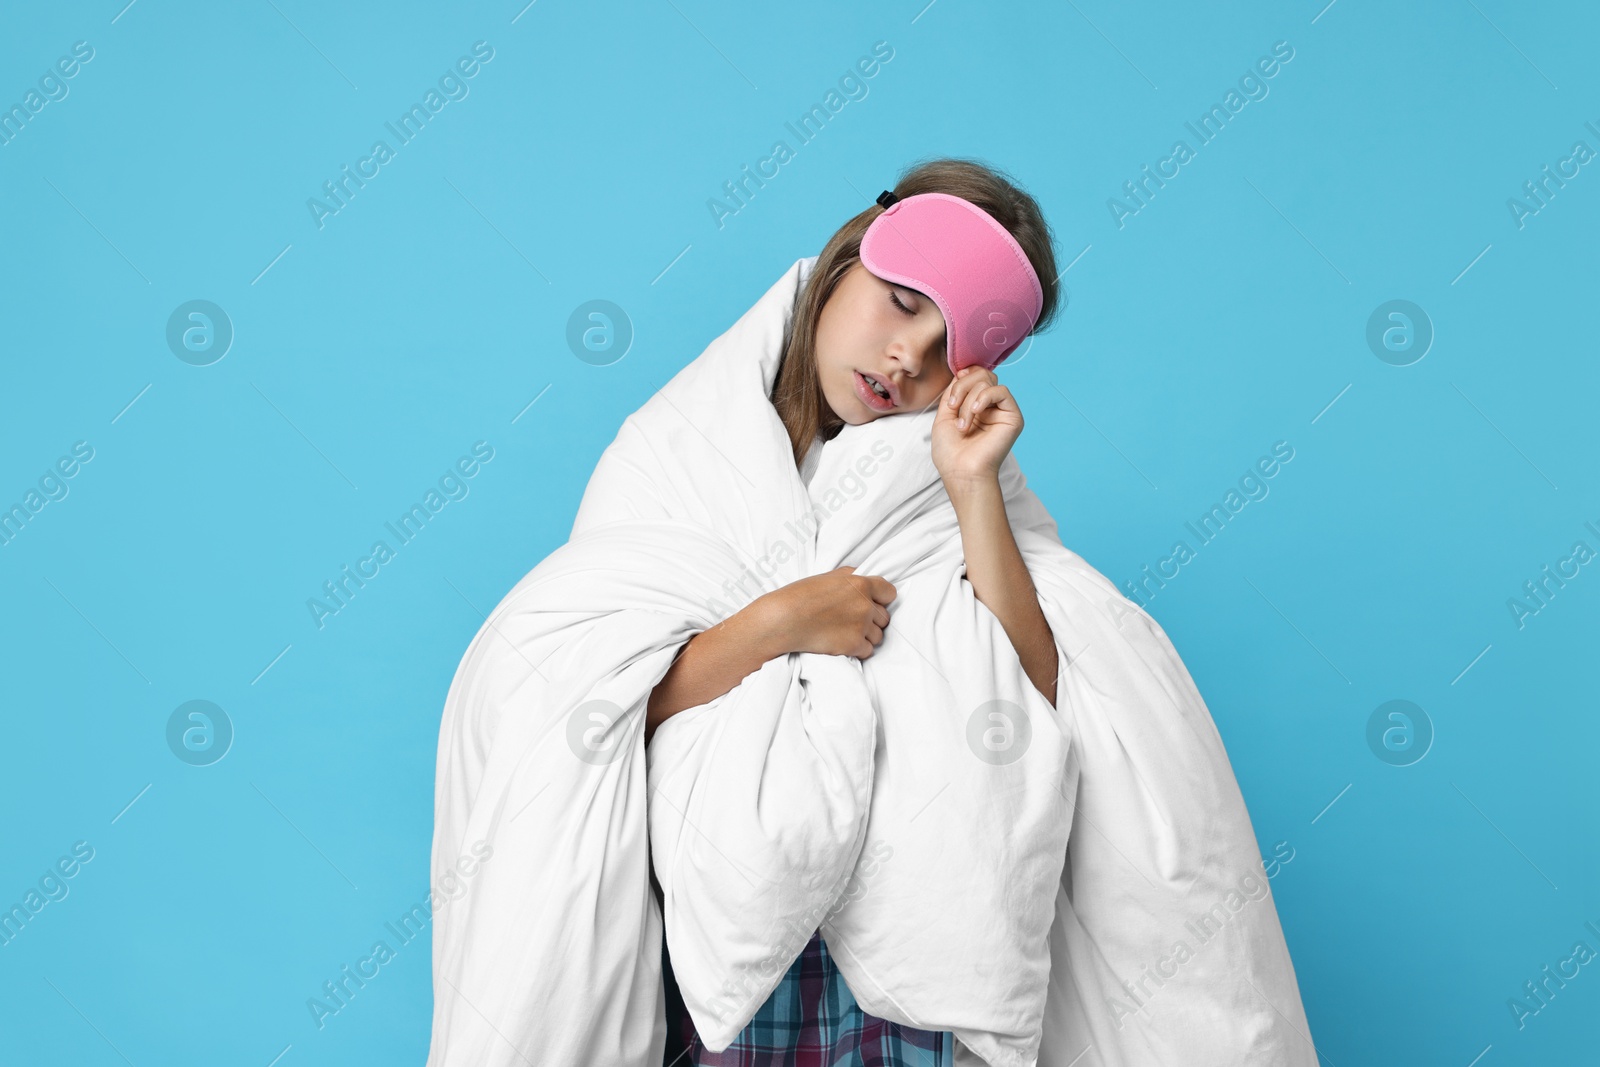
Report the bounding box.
[662,929,949,1067]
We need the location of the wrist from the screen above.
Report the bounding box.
[941,470,1001,505]
[737,591,793,659]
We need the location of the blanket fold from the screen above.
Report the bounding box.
[426,256,1316,1067]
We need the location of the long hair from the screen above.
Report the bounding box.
[770,156,1062,467]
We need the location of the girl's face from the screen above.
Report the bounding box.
[815,260,953,425]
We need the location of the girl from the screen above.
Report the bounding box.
[648,157,1062,1067]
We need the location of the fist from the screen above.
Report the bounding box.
[758,566,897,659]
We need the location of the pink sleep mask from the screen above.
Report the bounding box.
[858,190,1044,373]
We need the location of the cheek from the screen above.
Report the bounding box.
[808,329,852,408]
[813,333,846,378]
[813,345,850,407]
[813,306,850,373]
[917,369,953,406]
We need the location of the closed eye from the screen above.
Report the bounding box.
[888,290,915,316]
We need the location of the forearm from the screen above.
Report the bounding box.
[946,476,1059,707]
[645,601,783,743]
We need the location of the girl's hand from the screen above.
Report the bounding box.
[753,566,896,660]
[932,365,1022,490]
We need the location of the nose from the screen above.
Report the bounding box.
[890,343,921,377]
[889,326,945,378]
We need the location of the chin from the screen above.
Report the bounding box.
[822,385,869,426]
[832,408,867,427]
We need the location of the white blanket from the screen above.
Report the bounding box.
[426,256,1317,1067]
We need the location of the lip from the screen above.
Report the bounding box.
[853,370,897,411]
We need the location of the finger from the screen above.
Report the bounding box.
[844,575,890,626]
[940,377,965,414]
[958,383,994,429]
[944,368,986,411]
[866,622,884,646]
[871,603,890,628]
[944,368,992,412]
[966,383,1015,429]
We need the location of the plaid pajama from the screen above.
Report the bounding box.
[663,929,950,1067]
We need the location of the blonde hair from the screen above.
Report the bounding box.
[770,156,1061,466]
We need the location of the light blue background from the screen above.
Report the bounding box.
[2,1,1596,1064]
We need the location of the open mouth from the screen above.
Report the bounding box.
[854,370,895,410]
